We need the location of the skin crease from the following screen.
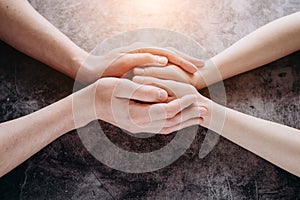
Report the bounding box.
[134,12,300,177]
[0,0,204,177]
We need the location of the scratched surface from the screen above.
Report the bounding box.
[0,0,300,199]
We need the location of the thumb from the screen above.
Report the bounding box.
[113,79,168,102]
[126,53,168,67]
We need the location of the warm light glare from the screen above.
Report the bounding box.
[128,0,186,15]
[131,0,171,13]
[113,0,193,28]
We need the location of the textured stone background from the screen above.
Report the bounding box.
[0,0,300,199]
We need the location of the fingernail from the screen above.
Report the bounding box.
[133,76,144,83]
[156,56,168,65]
[158,89,167,101]
[134,68,144,75]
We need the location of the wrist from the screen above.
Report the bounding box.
[196,96,227,134]
[71,49,89,73]
[78,55,106,83]
[194,60,224,90]
[194,70,206,90]
[71,82,98,128]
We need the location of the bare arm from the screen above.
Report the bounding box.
[0,2,203,175]
[0,0,88,80]
[0,94,75,177]
[207,11,300,87]
[132,12,300,176]
[134,12,300,89]
[0,0,200,83]
[217,106,300,177]
[0,77,203,177]
[133,76,300,177]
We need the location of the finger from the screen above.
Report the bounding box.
[125,53,168,67]
[142,105,206,130]
[128,99,206,128]
[133,65,192,86]
[164,106,207,127]
[149,94,197,120]
[128,95,201,133]
[166,47,205,68]
[132,76,197,98]
[105,53,168,77]
[133,65,184,78]
[129,47,198,73]
[113,79,168,102]
[159,117,203,135]
[133,76,175,98]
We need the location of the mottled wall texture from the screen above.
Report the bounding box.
[1,0,300,199]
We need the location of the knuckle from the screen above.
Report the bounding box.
[199,117,204,125]
[166,117,179,127]
[142,85,156,95]
[187,84,196,92]
[143,53,154,61]
[166,109,178,118]
[119,78,129,84]
[143,67,153,74]
[195,107,202,116]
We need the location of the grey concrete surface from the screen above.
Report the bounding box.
[0,0,300,199]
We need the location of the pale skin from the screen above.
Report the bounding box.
[135,12,300,89]
[134,12,300,177]
[0,0,299,179]
[0,0,204,177]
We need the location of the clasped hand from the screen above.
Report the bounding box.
[74,43,210,134]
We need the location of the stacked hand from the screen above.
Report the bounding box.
[75,43,210,134]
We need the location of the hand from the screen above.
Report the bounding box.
[79,43,204,83]
[134,64,202,90]
[128,45,204,72]
[133,48,212,90]
[132,76,212,134]
[73,78,205,134]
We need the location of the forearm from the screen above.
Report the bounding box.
[0,86,95,177]
[0,0,88,80]
[203,101,300,177]
[198,12,300,88]
[0,96,74,177]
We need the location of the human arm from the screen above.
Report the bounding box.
[0,78,205,177]
[134,76,300,177]
[0,0,88,80]
[0,0,201,83]
[208,11,300,87]
[134,11,300,89]
[215,106,300,177]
